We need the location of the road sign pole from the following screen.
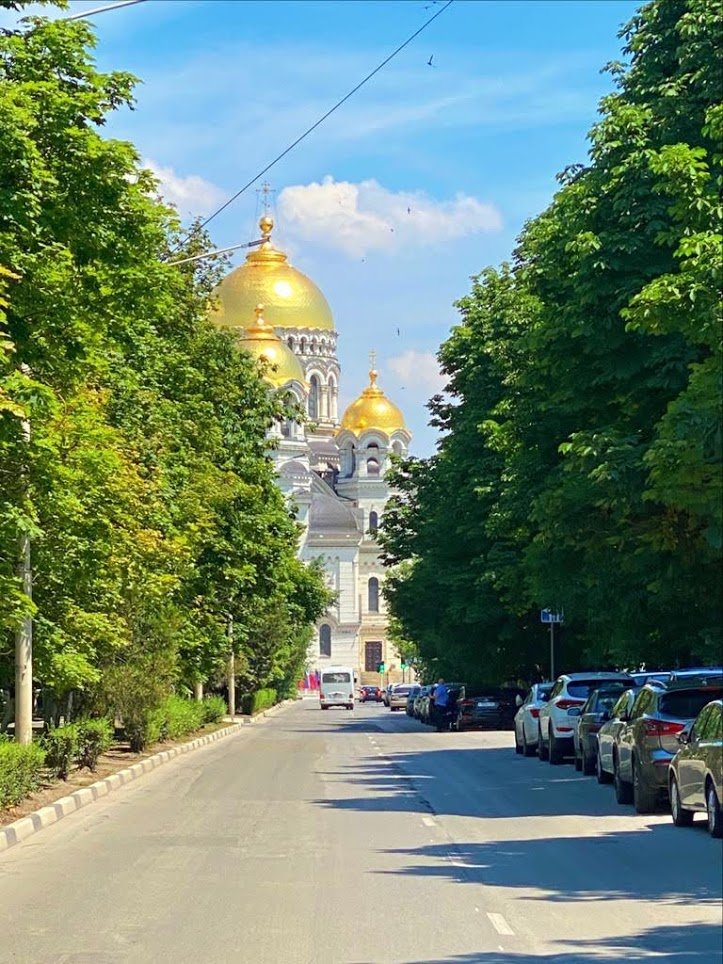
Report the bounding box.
[549,622,555,681]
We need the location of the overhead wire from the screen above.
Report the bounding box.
[63,0,149,21]
[168,0,455,254]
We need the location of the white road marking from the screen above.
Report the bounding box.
[487,913,514,936]
[422,816,437,827]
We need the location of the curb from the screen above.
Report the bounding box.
[1,698,298,855]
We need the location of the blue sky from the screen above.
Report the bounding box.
[8,0,640,455]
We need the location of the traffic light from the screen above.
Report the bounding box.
[400,661,408,670]
[377,661,385,673]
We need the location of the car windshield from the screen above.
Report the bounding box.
[322,672,351,684]
[537,684,553,699]
[660,688,723,719]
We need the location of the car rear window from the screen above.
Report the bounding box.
[322,672,351,684]
[394,686,412,695]
[568,680,624,699]
[660,688,723,719]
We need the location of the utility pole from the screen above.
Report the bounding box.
[227,613,235,718]
[15,401,33,745]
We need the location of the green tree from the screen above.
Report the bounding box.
[382,0,722,680]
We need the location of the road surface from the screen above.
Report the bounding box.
[1,700,721,963]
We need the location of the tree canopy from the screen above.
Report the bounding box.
[381,0,722,685]
[0,5,329,719]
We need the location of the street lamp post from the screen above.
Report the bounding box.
[14,389,33,745]
[227,613,236,718]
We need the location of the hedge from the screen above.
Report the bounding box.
[241,688,277,716]
[0,742,46,808]
[201,695,227,724]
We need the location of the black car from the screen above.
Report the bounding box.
[454,689,520,731]
[360,685,382,703]
[573,684,629,775]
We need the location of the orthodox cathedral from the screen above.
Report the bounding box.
[211,214,411,683]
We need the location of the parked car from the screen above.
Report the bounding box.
[414,686,433,723]
[573,684,628,774]
[612,675,723,813]
[538,672,635,764]
[669,699,723,838]
[630,671,670,687]
[596,688,639,784]
[406,685,421,716]
[513,683,553,755]
[360,685,382,703]
[390,684,414,711]
[453,688,512,732]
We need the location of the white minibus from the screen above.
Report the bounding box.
[319,667,355,710]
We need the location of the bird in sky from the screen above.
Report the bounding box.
[396,328,401,336]
[407,206,412,214]
[427,55,436,68]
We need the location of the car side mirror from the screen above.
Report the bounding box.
[515,694,524,707]
[676,730,690,745]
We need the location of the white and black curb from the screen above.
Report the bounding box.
[0,698,296,855]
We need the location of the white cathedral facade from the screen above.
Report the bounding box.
[211,215,411,682]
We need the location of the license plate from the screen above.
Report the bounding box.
[477,701,496,708]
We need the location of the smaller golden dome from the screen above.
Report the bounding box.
[238,305,305,387]
[340,366,406,435]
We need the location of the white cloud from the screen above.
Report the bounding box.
[277,177,502,257]
[387,350,446,396]
[143,159,225,218]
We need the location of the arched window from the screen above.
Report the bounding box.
[369,510,379,535]
[319,624,332,657]
[368,577,380,613]
[309,375,320,420]
[287,337,294,350]
[392,440,403,456]
[299,337,307,355]
[367,458,380,476]
[328,374,338,421]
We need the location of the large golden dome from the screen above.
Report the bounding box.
[237,305,306,387]
[211,216,334,332]
[340,367,406,435]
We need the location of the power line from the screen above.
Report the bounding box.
[63,0,149,20]
[170,0,455,253]
[167,239,263,267]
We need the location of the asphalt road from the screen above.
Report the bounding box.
[0,700,721,964]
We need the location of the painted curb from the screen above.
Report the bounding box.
[0,699,296,855]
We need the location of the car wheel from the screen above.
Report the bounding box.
[670,774,694,827]
[538,726,549,761]
[706,782,723,838]
[582,748,596,776]
[614,756,633,805]
[321,705,328,710]
[596,748,612,784]
[549,732,562,765]
[523,730,536,757]
[632,756,657,814]
[514,729,523,755]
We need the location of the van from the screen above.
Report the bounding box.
[320,667,355,710]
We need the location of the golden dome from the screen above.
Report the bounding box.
[237,305,306,387]
[340,366,407,436]
[210,216,334,332]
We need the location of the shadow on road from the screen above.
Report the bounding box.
[399,921,722,962]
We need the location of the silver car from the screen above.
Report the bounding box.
[613,675,723,813]
[514,683,553,756]
[389,684,413,711]
[669,699,723,838]
[596,688,638,784]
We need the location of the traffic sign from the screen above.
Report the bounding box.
[540,609,563,624]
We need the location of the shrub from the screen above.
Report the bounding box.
[43,725,79,780]
[201,695,227,724]
[125,712,163,754]
[75,718,113,771]
[162,695,204,739]
[0,742,46,809]
[241,688,277,716]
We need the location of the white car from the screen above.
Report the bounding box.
[514,683,553,755]
[538,672,635,764]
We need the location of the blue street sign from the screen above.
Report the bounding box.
[540,609,563,624]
